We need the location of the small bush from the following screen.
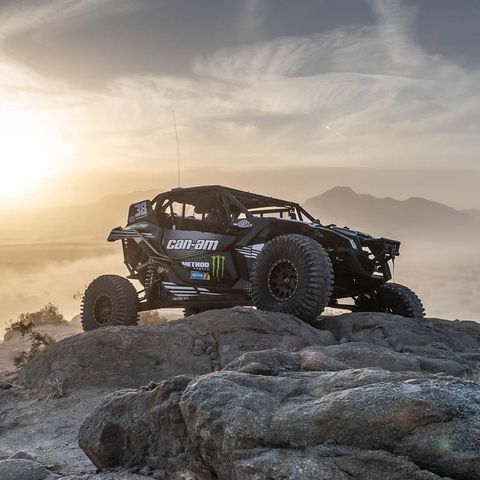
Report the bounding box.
[11,321,56,369]
[139,310,169,326]
[5,303,66,336]
[4,305,62,369]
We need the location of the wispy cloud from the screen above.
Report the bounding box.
[0,0,478,202]
[0,0,134,41]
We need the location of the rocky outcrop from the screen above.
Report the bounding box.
[5,307,480,478]
[20,308,335,390]
[79,347,480,480]
[20,309,480,392]
[316,312,480,376]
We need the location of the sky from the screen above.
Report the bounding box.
[0,0,479,209]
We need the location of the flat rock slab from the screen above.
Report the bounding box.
[20,307,335,390]
[316,312,480,375]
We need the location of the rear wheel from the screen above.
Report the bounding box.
[251,234,333,323]
[355,283,425,318]
[81,275,139,331]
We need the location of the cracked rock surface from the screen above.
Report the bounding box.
[79,350,480,479]
[20,307,336,391]
[315,313,480,376]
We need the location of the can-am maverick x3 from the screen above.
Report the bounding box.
[81,185,424,330]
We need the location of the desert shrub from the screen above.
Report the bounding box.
[4,304,63,368]
[10,320,56,369]
[5,304,66,336]
[139,310,169,326]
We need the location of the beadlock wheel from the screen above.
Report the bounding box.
[251,234,334,323]
[81,275,139,331]
[92,295,114,326]
[355,283,425,318]
[267,258,299,302]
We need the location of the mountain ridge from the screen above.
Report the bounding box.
[1,185,479,243]
[304,186,480,241]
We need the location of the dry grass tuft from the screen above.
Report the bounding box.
[45,377,65,398]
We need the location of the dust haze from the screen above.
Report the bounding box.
[1,183,479,335]
[0,251,123,333]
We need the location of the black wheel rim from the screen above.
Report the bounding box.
[267,258,298,302]
[93,295,113,326]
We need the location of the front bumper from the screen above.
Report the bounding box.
[332,237,400,298]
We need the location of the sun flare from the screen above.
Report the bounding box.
[0,108,69,202]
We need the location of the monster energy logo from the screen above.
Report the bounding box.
[211,255,225,280]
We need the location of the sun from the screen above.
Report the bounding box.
[0,108,68,201]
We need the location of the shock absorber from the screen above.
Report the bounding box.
[145,259,157,299]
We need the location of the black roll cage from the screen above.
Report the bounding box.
[151,185,316,225]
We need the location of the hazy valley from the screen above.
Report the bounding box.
[1,185,479,333]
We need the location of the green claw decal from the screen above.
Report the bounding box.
[212,255,225,280]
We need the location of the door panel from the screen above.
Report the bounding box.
[162,229,238,287]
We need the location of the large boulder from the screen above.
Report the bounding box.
[79,352,480,480]
[181,370,480,479]
[20,307,335,390]
[79,375,211,479]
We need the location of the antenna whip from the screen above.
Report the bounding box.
[172,110,180,187]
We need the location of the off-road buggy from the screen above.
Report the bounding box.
[81,185,424,330]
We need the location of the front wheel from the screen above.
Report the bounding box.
[81,275,139,331]
[355,283,425,318]
[250,234,333,323]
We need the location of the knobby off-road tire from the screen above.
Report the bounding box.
[251,234,333,323]
[81,275,139,331]
[356,283,425,318]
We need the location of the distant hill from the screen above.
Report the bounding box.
[303,186,480,242]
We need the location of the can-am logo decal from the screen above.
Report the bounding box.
[212,255,225,280]
[166,239,219,251]
[181,261,210,270]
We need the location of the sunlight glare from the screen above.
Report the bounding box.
[0,108,69,201]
